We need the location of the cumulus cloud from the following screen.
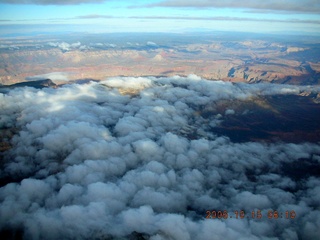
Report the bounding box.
[102,76,153,90]
[26,72,70,82]
[225,109,235,115]
[147,41,158,47]
[47,41,82,52]
[0,75,320,239]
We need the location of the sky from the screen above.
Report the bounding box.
[0,1,320,34]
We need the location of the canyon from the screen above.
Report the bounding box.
[0,32,319,86]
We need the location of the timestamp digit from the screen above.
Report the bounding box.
[251,210,262,219]
[257,210,262,219]
[240,210,245,219]
[206,211,211,219]
[212,211,217,219]
[223,210,228,219]
[290,210,296,219]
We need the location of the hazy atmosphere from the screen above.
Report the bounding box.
[0,0,320,34]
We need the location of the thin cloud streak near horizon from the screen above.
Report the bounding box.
[142,0,320,14]
[1,0,320,15]
[0,0,106,5]
[1,15,319,26]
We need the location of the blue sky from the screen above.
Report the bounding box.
[0,0,319,34]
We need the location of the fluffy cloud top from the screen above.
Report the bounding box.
[0,76,320,239]
[26,72,70,82]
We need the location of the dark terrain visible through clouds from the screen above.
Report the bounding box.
[212,94,320,143]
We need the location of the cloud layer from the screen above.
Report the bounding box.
[0,0,106,5]
[26,72,70,82]
[1,76,320,239]
[2,0,320,14]
[128,15,320,24]
[144,0,320,14]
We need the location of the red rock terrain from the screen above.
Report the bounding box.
[0,34,319,85]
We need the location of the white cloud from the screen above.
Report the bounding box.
[147,41,158,47]
[48,41,82,51]
[143,0,320,14]
[26,72,70,82]
[0,0,106,5]
[225,109,235,115]
[102,76,153,90]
